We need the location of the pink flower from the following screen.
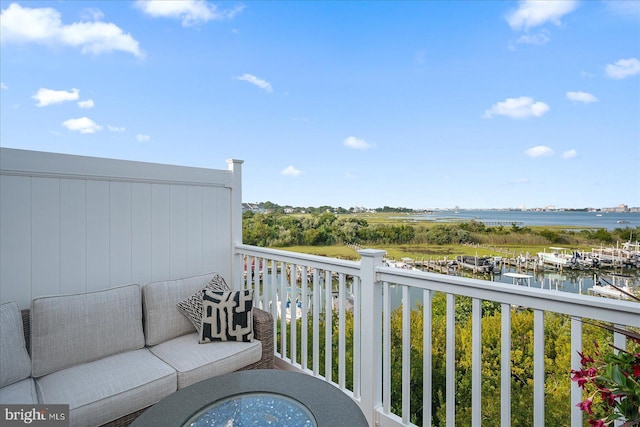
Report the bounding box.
[632,364,640,378]
[598,387,616,407]
[579,351,595,365]
[571,370,589,388]
[577,398,594,414]
[588,419,607,427]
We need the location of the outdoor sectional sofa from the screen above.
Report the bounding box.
[0,272,274,427]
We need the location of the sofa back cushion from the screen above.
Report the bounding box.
[0,302,32,387]
[30,284,144,378]
[142,273,219,346]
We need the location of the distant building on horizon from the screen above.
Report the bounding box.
[601,203,629,213]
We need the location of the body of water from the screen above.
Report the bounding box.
[410,210,640,230]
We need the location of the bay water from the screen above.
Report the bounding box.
[410,209,640,231]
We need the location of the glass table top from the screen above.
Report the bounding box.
[184,392,317,427]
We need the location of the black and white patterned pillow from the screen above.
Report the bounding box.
[176,274,231,332]
[199,289,254,343]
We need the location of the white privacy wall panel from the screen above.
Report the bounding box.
[0,148,237,309]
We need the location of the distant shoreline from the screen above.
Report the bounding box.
[404,210,640,231]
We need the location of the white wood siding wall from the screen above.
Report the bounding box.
[0,148,240,309]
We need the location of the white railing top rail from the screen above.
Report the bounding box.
[236,244,360,276]
[377,267,640,326]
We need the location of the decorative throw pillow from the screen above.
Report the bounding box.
[199,289,254,343]
[176,274,231,332]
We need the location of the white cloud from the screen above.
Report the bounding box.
[525,145,554,158]
[135,0,244,26]
[515,31,550,46]
[506,0,578,30]
[343,136,373,150]
[62,117,102,133]
[108,125,125,132]
[561,149,578,159]
[281,166,302,176]
[80,8,104,22]
[77,99,95,108]
[605,58,640,79]
[137,134,151,142]
[0,82,7,90]
[566,91,598,103]
[483,96,550,119]
[0,3,143,58]
[234,73,273,93]
[33,88,79,107]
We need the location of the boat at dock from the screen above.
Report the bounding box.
[537,247,579,269]
[450,255,494,273]
[591,243,640,268]
[588,273,638,300]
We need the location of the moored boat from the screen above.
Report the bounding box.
[537,247,578,269]
[452,255,494,273]
[588,273,638,300]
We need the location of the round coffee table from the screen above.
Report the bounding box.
[131,370,368,427]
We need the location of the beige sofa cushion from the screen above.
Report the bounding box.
[142,273,220,346]
[0,378,38,404]
[148,332,261,389]
[30,284,145,378]
[35,348,176,427]
[0,301,32,387]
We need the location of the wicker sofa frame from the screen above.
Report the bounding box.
[20,307,274,427]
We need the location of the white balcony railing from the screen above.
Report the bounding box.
[235,244,639,427]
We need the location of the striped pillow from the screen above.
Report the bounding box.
[199,289,254,343]
[176,274,230,333]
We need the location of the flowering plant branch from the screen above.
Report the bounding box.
[571,323,640,426]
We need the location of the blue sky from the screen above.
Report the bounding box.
[1,0,639,210]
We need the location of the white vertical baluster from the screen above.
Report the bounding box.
[472,298,482,427]
[571,317,583,427]
[251,258,262,303]
[301,265,308,371]
[534,309,545,426]
[446,293,456,427]
[501,303,511,427]
[247,256,253,291]
[424,289,433,427]
[339,273,346,389]
[353,276,362,399]
[402,285,411,425]
[280,262,287,360]
[313,269,320,376]
[291,264,297,366]
[269,260,277,347]
[383,281,391,415]
[325,270,333,383]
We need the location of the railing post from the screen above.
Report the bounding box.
[358,249,386,426]
[227,159,243,290]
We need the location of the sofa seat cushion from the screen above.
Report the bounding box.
[0,378,38,404]
[0,301,31,387]
[143,273,221,346]
[35,349,176,427]
[31,284,145,378]
[148,332,262,389]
